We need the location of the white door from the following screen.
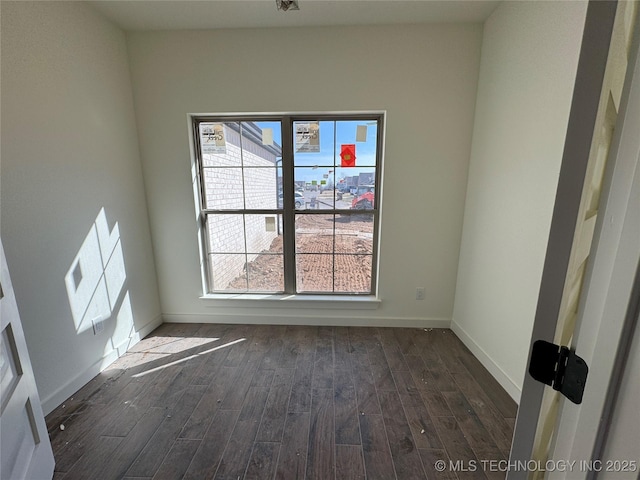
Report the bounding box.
[596,290,640,480]
[0,238,55,480]
[549,29,640,476]
[510,1,639,478]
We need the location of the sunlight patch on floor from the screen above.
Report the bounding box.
[106,336,220,371]
[144,336,220,354]
[130,338,246,378]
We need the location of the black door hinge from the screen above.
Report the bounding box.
[529,340,589,404]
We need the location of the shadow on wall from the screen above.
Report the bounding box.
[64,208,136,361]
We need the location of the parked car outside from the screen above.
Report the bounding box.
[278,192,305,209]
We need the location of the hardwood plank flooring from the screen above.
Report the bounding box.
[334,369,360,445]
[335,445,365,480]
[359,414,396,480]
[275,412,310,480]
[306,388,335,480]
[153,439,200,480]
[245,442,280,480]
[47,324,517,479]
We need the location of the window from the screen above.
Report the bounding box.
[192,114,383,295]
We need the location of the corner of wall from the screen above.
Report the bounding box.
[41,314,162,416]
[450,318,521,403]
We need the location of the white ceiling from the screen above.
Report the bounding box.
[89,0,501,32]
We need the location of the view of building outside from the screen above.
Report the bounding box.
[201,122,283,290]
[198,118,380,294]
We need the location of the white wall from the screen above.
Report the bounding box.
[452,1,588,401]
[1,1,162,414]
[126,24,482,326]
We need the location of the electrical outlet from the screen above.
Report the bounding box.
[92,318,105,335]
[416,287,425,300]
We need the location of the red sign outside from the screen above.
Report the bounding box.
[340,144,356,167]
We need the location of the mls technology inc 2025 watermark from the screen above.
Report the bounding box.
[434,459,638,474]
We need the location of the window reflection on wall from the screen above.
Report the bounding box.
[64,208,128,336]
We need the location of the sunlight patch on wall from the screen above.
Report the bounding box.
[65,208,128,335]
[106,291,134,356]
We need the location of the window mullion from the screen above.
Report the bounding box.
[332,120,337,293]
[281,116,297,293]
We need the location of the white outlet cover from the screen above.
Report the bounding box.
[92,319,105,335]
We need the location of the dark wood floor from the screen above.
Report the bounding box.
[46,324,517,480]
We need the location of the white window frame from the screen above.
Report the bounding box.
[190,113,385,301]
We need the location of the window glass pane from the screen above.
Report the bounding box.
[294,167,335,210]
[202,168,244,210]
[209,214,284,292]
[209,253,247,291]
[245,214,283,254]
[296,254,333,292]
[349,182,376,210]
[241,121,282,167]
[279,186,307,210]
[244,167,279,210]
[239,121,282,210]
[334,255,372,293]
[295,214,334,254]
[200,122,241,167]
[335,166,376,209]
[207,215,245,253]
[335,120,378,167]
[294,121,335,167]
[335,213,374,254]
[247,255,284,292]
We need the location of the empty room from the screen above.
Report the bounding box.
[1,1,639,479]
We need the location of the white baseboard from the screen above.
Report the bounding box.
[141,315,164,335]
[42,356,109,416]
[41,315,163,416]
[113,316,163,356]
[450,319,522,403]
[162,312,451,329]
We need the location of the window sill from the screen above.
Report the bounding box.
[199,294,381,310]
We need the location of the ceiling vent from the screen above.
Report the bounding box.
[276,0,299,11]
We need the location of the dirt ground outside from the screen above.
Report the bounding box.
[228,214,374,292]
